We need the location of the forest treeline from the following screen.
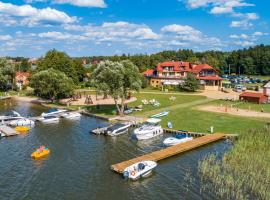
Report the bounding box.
[85,44,270,75]
[7,44,270,75]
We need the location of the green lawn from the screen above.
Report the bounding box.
[158,107,267,134]
[83,93,207,118]
[84,93,268,134]
[129,93,206,114]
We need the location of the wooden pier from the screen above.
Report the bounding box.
[0,125,19,137]
[111,133,225,173]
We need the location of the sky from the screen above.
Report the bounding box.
[0,0,269,57]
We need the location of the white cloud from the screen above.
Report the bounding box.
[25,0,107,8]
[234,40,255,47]
[38,31,86,40]
[180,0,258,29]
[253,31,268,36]
[229,34,248,39]
[182,0,254,9]
[161,24,222,47]
[230,20,253,28]
[0,34,12,41]
[54,0,106,8]
[210,6,233,14]
[161,24,201,35]
[0,1,77,26]
[83,21,160,41]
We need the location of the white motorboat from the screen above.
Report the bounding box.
[61,112,81,119]
[106,123,131,136]
[123,160,157,180]
[39,116,60,123]
[41,108,67,117]
[163,136,193,146]
[9,118,35,127]
[0,111,23,123]
[133,118,163,140]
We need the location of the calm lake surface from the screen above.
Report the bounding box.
[0,99,232,200]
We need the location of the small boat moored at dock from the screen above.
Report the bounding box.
[163,136,193,146]
[41,108,67,117]
[106,123,131,136]
[133,118,163,140]
[39,116,60,123]
[31,146,50,159]
[61,112,81,119]
[123,160,157,180]
[0,111,23,123]
[9,118,35,127]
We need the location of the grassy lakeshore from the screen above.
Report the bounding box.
[75,91,269,134]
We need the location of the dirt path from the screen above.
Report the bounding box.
[197,105,270,119]
[140,90,241,100]
[61,95,137,106]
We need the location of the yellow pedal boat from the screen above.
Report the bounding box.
[15,126,30,132]
[31,146,50,159]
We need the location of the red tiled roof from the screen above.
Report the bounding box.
[157,61,191,72]
[15,72,30,78]
[198,76,223,81]
[192,64,215,74]
[239,92,266,98]
[143,69,154,76]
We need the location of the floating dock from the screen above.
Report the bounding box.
[111,133,225,173]
[0,125,19,137]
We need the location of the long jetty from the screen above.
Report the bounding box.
[111,133,225,173]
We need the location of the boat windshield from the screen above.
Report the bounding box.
[107,123,125,132]
[46,108,58,113]
[44,116,57,119]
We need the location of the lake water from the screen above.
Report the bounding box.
[0,99,232,200]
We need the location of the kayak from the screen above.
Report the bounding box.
[31,146,50,159]
[150,111,169,118]
[15,126,30,133]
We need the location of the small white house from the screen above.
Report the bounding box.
[263,81,270,96]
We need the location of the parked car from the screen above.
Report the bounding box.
[234,85,246,92]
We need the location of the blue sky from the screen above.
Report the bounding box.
[0,0,269,57]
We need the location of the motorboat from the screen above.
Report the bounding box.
[150,111,169,118]
[0,111,23,123]
[106,123,131,136]
[133,118,163,140]
[39,116,60,123]
[61,112,81,119]
[31,146,50,159]
[163,136,193,146]
[123,160,157,180]
[41,108,67,117]
[9,118,35,127]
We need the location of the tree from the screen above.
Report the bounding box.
[0,58,15,91]
[30,69,74,101]
[73,59,86,82]
[179,73,199,92]
[19,59,31,72]
[91,60,142,115]
[37,49,78,83]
